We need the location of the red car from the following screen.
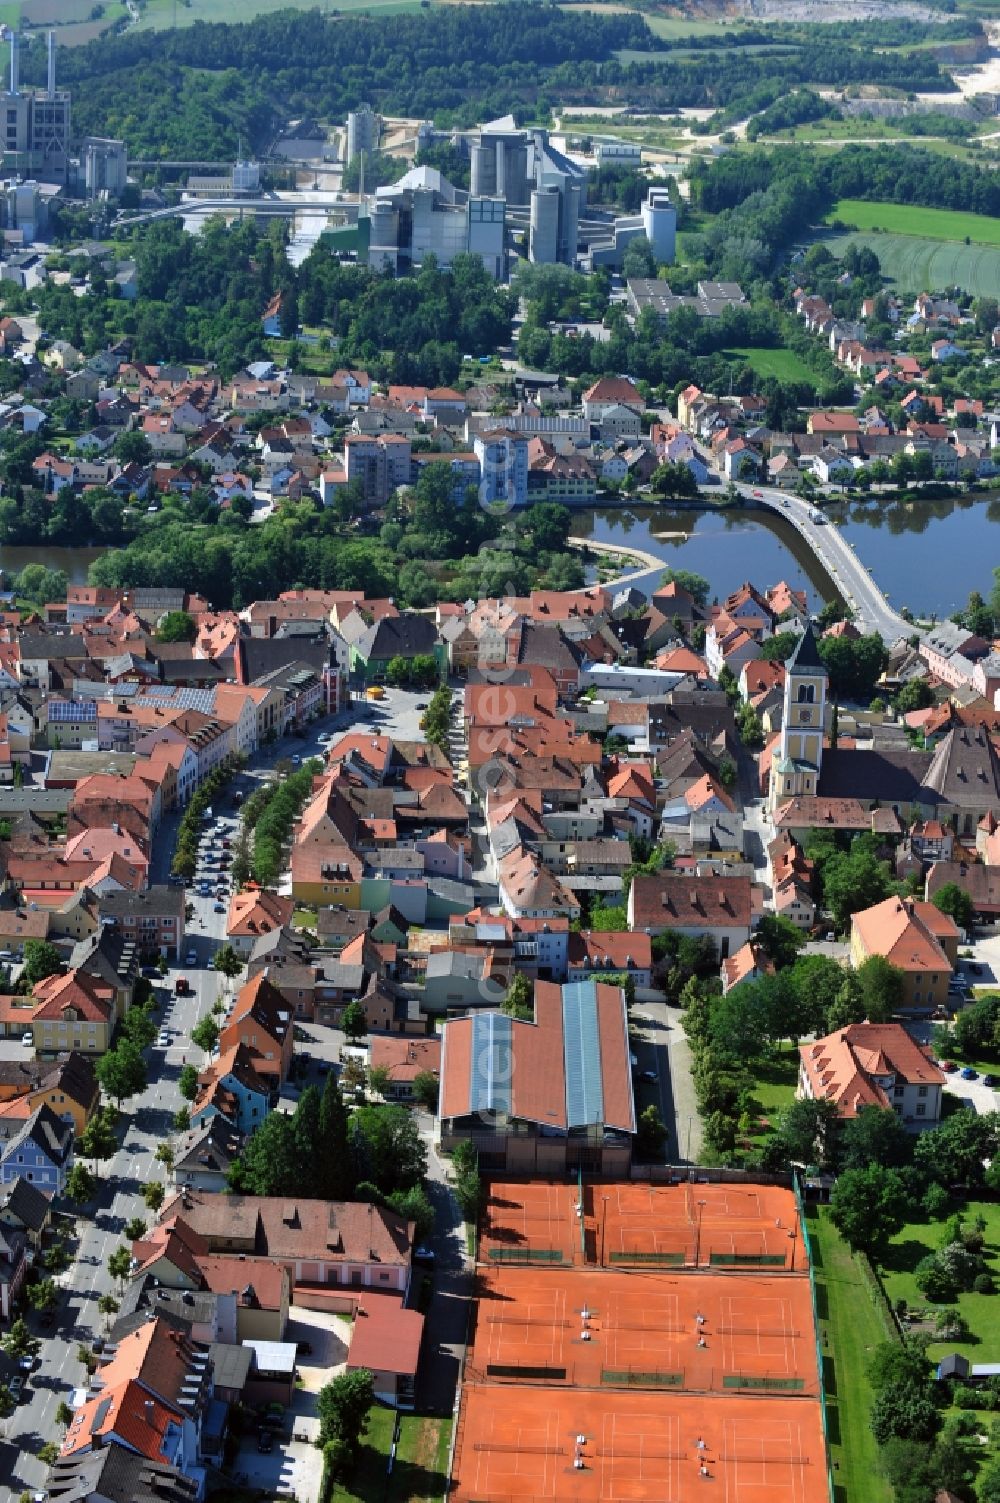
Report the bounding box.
[940,1060,957,1073]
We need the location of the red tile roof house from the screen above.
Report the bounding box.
[226,889,294,959]
[798,1022,944,1130]
[218,974,294,1083]
[627,872,754,961]
[347,1291,424,1409]
[437,979,635,1175]
[158,1188,415,1297]
[368,1036,441,1102]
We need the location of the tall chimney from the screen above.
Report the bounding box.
[9,32,18,97]
[46,31,55,99]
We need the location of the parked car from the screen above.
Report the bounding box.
[940,1060,957,1072]
[257,1430,273,1454]
[185,950,197,965]
[983,1074,997,1087]
[414,1245,436,1264]
[970,963,983,975]
[158,1029,170,1047]
[175,977,191,996]
[20,1031,32,1047]
[213,902,226,914]
[640,1069,657,1083]
[961,1066,978,1080]
[9,1374,25,1402]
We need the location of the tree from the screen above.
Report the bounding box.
[368,1064,391,1099]
[95,1040,147,1108]
[20,939,63,987]
[108,1246,132,1290]
[15,564,68,607]
[123,1217,146,1243]
[855,955,906,1022]
[775,1097,840,1168]
[212,943,243,980]
[114,430,153,466]
[501,973,533,1020]
[26,1277,57,1314]
[788,953,849,1036]
[156,610,196,643]
[659,568,710,608]
[318,1071,354,1200]
[173,1106,191,1131]
[191,1016,219,1055]
[979,1459,1000,1503]
[754,914,805,970]
[97,1293,120,1330]
[318,1369,375,1464]
[78,1107,117,1175]
[2,1318,38,1362]
[143,1182,165,1212]
[386,1183,435,1243]
[65,1162,97,1203]
[411,1070,439,1111]
[839,1103,913,1171]
[155,1143,175,1171]
[830,1164,907,1257]
[178,1064,200,1101]
[37,1442,60,1467]
[350,1105,427,1196]
[55,1400,73,1428]
[341,999,368,1042]
[822,845,894,933]
[636,1104,668,1159]
[932,882,973,934]
[228,1111,299,1197]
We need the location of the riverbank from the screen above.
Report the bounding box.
[567,534,668,589]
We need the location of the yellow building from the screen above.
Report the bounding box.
[850,895,959,1014]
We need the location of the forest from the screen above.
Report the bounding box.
[5,6,966,160]
[14,6,650,159]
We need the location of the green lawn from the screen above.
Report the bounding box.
[292,907,317,931]
[333,1408,452,1503]
[880,1199,1000,1362]
[726,346,819,385]
[828,199,1000,247]
[808,1207,894,1503]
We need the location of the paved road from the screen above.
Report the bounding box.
[747,486,920,644]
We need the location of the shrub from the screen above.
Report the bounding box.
[974,1272,995,1295]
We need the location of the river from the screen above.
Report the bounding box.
[7,491,999,615]
[581,492,1000,618]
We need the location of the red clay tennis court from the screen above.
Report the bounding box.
[592,1180,807,1272]
[469,1267,819,1397]
[480,1180,583,1267]
[450,1387,829,1503]
[480,1180,807,1272]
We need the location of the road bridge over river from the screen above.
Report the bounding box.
[742,485,921,645]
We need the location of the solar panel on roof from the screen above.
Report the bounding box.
[469,1012,512,1117]
[562,980,604,1129]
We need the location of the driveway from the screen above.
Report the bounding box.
[232,1383,324,1503]
[419,1120,471,1417]
[286,1305,350,1394]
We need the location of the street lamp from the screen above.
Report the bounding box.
[693,1199,707,1267]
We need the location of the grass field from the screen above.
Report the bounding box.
[880,1199,1000,1361]
[820,228,1000,298]
[808,1207,894,1503]
[727,346,819,385]
[135,0,423,26]
[332,1408,451,1503]
[828,199,1000,247]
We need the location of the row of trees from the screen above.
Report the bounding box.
[251,759,322,887]
[171,757,243,879]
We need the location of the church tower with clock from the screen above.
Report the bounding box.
[769,623,828,812]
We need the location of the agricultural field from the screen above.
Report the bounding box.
[827,198,1000,247]
[133,0,422,27]
[726,346,819,384]
[821,228,1000,298]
